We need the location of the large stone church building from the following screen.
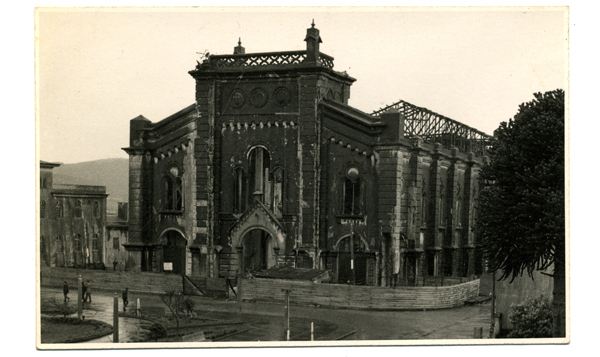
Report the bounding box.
[124,24,491,287]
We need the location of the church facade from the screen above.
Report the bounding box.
[124,24,491,286]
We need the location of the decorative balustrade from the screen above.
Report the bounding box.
[206,50,334,69]
[373,100,492,156]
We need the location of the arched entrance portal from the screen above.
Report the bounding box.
[162,230,187,274]
[242,229,276,273]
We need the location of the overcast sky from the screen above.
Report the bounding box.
[36,7,567,164]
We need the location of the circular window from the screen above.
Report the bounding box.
[250,88,268,108]
[346,167,359,180]
[274,87,291,107]
[230,89,246,108]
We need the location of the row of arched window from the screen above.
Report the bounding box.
[232,147,365,217]
[420,181,480,228]
[49,234,101,264]
[40,200,101,219]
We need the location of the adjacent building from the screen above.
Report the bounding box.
[123,24,491,286]
[39,161,108,269]
[105,202,130,271]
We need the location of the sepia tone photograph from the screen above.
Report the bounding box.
[34,5,569,350]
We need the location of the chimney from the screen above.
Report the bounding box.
[304,19,322,63]
[233,38,245,54]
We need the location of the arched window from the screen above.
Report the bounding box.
[455,184,462,227]
[163,173,183,212]
[164,176,174,210]
[74,234,82,251]
[74,234,83,265]
[248,147,271,200]
[74,200,82,218]
[92,234,100,263]
[40,201,46,219]
[233,167,247,214]
[56,201,63,218]
[342,167,361,215]
[271,167,284,216]
[175,177,183,211]
[244,147,283,214]
[421,179,428,226]
[439,182,446,226]
[93,201,100,218]
[56,235,63,250]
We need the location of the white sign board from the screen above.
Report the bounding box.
[163,262,173,271]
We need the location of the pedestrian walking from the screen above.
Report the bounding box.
[122,287,129,311]
[85,280,92,303]
[81,280,87,302]
[63,281,70,302]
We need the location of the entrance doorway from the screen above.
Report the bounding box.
[162,231,187,274]
[337,234,368,285]
[242,229,276,273]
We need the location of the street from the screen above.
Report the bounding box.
[40,287,490,343]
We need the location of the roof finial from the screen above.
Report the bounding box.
[233,38,245,54]
[311,19,315,28]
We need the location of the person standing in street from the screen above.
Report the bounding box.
[85,280,92,303]
[63,281,70,302]
[122,287,129,311]
[81,280,87,303]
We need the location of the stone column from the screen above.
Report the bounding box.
[375,144,405,286]
[123,146,153,272]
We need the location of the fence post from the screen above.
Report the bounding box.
[282,289,291,341]
[311,321,314,341]
[77,275,82,320]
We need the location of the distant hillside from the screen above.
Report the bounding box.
[52,158,129,215]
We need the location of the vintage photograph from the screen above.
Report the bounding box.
[35,6,568,349]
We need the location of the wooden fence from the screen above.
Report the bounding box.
[242,278,480,310]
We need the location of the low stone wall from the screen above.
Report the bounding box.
[242,278,480,310]
[40,267,183,296]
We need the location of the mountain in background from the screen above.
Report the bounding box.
[52,158,129,215]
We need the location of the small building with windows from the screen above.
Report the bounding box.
[105,202,129,271]
[39,161,108,269]
[124,24,491,287]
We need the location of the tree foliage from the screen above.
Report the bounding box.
[159,290,196,332]
[507,295,553,338]
[477,89,565,281]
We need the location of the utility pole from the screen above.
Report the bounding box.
[282,289,291,341]
[237,246,245,314]
[113,292,119,343]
